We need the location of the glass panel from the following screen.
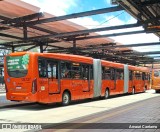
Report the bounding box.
[82,65,89,80]
[47,60,58,79]
[116,69,124,80]
[38,59,47,78]
[102,67,111,80]
[6,54,29,78]
[61,62,72,79]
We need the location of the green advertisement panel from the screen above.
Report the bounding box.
[6,54,29,71]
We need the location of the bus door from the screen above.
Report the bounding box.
[142,72,146,89]
[110,68,116,94]
[115,69,124,94]
[38,58,49,102]
[47,60,60,94]
[82,65,90,92]
[129,71,133,91]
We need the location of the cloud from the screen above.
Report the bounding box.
[69,17,100,29]
[22,0,78,16]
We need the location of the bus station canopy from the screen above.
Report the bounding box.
[0,0,160,67]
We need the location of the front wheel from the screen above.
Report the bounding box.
[155,90,160,93]
[62,92,70,106]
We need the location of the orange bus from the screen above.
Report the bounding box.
[151,70,160,93]
[4,52,150,105]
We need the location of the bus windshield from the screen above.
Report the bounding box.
[6,54,29,78]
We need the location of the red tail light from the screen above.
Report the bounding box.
[32,78,37,94]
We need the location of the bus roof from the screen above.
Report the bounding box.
[7,52,93,64]
[128,65,149,72]
[101,60,124,69]
[6,52,150,72]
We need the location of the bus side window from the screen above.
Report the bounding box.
[71,63,81,79]
[129,71,133,80]
[110,68,115,80]
[116,69,124,80]
[135,72,142,80]
[142,72,145,80]
[102,67,111,80]
[81,64,89,80]
[61,61,72,79]
[90,65,93,80]
[38,59,47,78]
[154,71,159,77]
[47,61,58,79]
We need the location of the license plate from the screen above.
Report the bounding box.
[16,86,22,90]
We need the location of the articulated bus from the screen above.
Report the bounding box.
[151,70,160,93]
[4,52,150,105]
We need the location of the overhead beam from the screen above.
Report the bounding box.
[140,0,160,6]
[1,12,43,24]
[112,42,160,48]
[23,45,38,51]
[0,27,10,30]
[14,6,123,26]
[30,23,141,40]
[82,42,160,50]
[143,16,160,24]
[0,13,60,38]
[0,15,9,21]
[73,30,146,40]
[140,51,160,55]
[117,51,160,56]
[30,25,58,34]
[0,33,23,40]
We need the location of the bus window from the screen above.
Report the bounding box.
[142,72,150,80]
[89,65,93,80]
[135,71,142,80]
[102,67,111,80]
[142,72,145,80]
[82,64,89,80]
[154,71,159,77]
[72,63,81,79]
[110,68,115,80]
[116,69,124,80]
[47,60,58,79]
[38,58,47,78]
[129,70,133,80]
[6,54,29,78]
[61,61,72,79]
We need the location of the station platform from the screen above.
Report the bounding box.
[0,85,5,93]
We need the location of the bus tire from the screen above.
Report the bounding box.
[104,89,109,99]
[62,92,70,106]
[132,88,135,95]
[155,90,160,93]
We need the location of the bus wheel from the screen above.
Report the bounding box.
[155,90,160,93]
[132,88,135,95]
[62,92,70,106]
[104,89,109,99]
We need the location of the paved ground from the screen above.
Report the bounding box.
[0,85,5,93]
[0,90,159,132]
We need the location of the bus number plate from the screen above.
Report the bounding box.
[16,86,22,90]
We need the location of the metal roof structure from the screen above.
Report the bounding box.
[0,0,160,68]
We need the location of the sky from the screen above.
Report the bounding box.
[22,0,160,55]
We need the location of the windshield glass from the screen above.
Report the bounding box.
[6,54,29,78]
[154,71,160,77]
